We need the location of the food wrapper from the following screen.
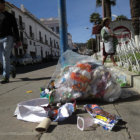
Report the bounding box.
[84,104,121,130]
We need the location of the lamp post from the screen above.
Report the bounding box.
[58,0,68,57]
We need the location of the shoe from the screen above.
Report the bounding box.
[11,69,16,78]
[1,77,9,84]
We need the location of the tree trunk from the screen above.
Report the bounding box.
[130,0,140,35]
[105,0,111,18]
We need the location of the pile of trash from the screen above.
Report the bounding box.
[40,50,121,103]
[14,50,125,133]
[14,98,122,132]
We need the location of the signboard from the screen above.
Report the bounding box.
[113,26,131,46]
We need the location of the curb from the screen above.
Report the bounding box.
[106,64,140,92]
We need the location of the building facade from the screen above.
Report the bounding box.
[40,17,74,49]
[5,2,60,60]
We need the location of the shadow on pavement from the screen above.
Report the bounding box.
[115,88,140,104]
[16,61,57,74]
[19,76,52,81]
[47,124,57,133]
[58,114,77,125]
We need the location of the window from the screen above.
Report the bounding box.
[11,10,15,17]
[50,38,52,46]
[20,31,23,41]
[39,31,42,41]
[56,26,59,34]
[29,25,32,37]
[54,40,56,48]
[51,27,54,31]
[45,35,48,44]
[19,15,22,25]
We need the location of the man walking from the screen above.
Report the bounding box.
[0,0,21,84]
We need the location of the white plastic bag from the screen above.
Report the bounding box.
[14,98,49,123]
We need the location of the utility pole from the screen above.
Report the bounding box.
[58,0,68,57]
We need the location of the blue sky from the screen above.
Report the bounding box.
[7,0,131,43]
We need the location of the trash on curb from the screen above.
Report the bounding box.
[35,117,51,133]
[14,98,76,123]
[14,98,50,122]
[77,115,97,131]
[40,50,121,104]
[14,50,124,132]
[117,75,127,87]
[26,90,33,93]
[84,104,121,131]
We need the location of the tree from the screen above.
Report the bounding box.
[130,0,140,47]
[96,0,116,18]
[115,15,128,21]
[90,12,102,25]
[130,0,140,36]
[87,38,97,52]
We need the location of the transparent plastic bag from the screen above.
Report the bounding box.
[77,116,97,131]
[44,50,121,103]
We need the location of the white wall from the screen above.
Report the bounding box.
[7,3,60,59]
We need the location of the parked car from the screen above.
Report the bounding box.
[32,55,42,64]
[32,56,38,64]
[17,54,33,65]
[36,55,42,63]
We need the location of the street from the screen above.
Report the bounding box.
[0,62,140,140]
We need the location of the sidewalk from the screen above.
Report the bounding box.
[0,62,140,140]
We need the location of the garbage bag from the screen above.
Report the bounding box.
[43,50,121,103]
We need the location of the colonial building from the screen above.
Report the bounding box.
[5,2,60,60]
[40,17,74,49]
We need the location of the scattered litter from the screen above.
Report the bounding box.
[77,116,97,131]
[26,90,33,93]
[14,50,125,133]
[84,104,121,131]
[53,102,75,122]
[117,75,127,87]
[14,98,50,122]
[14,98,76,123]
[35,117,51,133]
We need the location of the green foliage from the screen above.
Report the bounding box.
[86,38,97,52]
[96,0,116,7]
[115,15,128,21]
[90,12,102,25]
[126,52,140,61]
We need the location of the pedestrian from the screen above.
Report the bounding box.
[101,17,118,66]
[0,0,21,84]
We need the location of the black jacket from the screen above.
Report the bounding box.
[0,11,20,42]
